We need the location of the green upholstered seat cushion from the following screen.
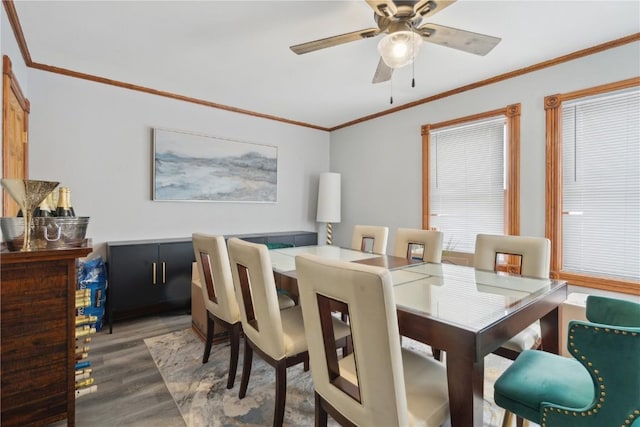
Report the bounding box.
[494,350,594,424]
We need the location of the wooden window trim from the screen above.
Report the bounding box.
[545,77,640,296]
[2,55,30,216]
[421,103,521,238]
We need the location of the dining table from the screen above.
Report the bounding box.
[269,245,567,427]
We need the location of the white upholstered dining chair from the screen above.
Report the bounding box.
[191,233,294,390]
[392,228,444,263]
[474,233,551,360]
[227,237,350,427]
[295,252,450,427]
[192,233,243,389]
[351,224,389,254]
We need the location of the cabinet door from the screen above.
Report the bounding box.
[109,243,165,312]
[158,242,194,309]
[294,233,317,247]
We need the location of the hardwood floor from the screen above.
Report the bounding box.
[53,313,192,427]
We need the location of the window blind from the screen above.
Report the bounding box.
[562,88,640,281]
[430,117,506,253]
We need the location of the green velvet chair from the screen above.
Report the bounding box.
[493,295,640,427]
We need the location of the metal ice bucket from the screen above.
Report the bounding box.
[1,216,90,251]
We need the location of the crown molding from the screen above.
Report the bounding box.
[3,0,638,133]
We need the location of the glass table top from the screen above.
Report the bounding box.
[270,245,379,273]
[392,262,561,332]
[270,246,565,334]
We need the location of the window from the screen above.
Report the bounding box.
[422,104,520,253]
[545,78,640,294]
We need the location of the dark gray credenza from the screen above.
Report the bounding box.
[106,231,317,333]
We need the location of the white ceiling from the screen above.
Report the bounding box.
[12,0,640,129]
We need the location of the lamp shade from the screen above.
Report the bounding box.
[377,30,423,69]
[316,172,341,223]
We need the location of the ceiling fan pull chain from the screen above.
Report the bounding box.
[412,40,416,88]
[390,78,394,104]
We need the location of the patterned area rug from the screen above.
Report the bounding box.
[145,328,514,427]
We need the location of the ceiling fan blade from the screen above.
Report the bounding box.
[413,0,456,19]
[417,23,501,56]
[372,57,393,84]
[290,28,380,55]
[365,0,398,17]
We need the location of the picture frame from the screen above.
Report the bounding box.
[152,128,277,202]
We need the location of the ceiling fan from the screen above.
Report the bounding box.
[290,0,501,84]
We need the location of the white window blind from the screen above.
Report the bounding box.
[562,88,640,281]
[430,117,506,253]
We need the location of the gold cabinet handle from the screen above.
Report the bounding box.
[162,262,166,284]
[152,262,157,285]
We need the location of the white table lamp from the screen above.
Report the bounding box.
[316,172,341,245]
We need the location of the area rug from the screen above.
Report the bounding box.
[145,328,514,427]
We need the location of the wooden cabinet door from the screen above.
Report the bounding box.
[158,241,194,308]
[2,56,29,216]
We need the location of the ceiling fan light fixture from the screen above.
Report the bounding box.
[377,30,422,69]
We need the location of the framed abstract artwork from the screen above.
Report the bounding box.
[152,128,277,202]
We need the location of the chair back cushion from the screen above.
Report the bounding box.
[586,295,640,327]
[192,233,241,324]
[392,228,443,263]
[543,317,640,426]
[295,253,408,426]
[351,225,389,254]
[227,237,286,359]
[473,234,550,278]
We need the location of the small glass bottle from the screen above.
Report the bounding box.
[33,196,53,217]
[45,192,57,216]
[56,187,75,217]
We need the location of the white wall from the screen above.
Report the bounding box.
[329,42,640,251]
[1,9,29,91]
[2,7,330,261]
[24,71,330,257]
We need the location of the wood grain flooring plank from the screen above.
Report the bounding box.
[51,314,190,427]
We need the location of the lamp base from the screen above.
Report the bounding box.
[326,223,333,245]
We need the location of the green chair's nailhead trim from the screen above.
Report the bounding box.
[541,324,638,427]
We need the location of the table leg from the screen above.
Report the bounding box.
[540,306,560,354]
[445,351,485,427]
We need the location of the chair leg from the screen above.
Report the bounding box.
[273,360,287,427]
[501,410,513,427]
[239,340,253,399]
[516,416,528,427]
[202,315,215,363]
[226,322,241,389]
[315,391,328,427]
